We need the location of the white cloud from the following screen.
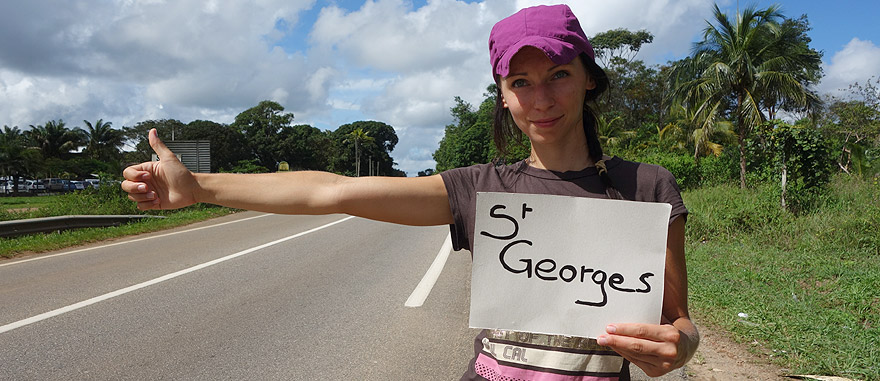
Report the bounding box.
[0,0,740,175]
[516,0,718,63]
[819,38,880,97]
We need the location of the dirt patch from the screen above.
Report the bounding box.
[684,322,789,380]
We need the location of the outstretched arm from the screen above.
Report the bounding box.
[122,129,453,226]
[597,216,699,377]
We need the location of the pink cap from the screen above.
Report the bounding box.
[489,4,595,78]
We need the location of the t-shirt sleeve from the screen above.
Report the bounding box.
[655,166,689,224]
[440,166,478,252]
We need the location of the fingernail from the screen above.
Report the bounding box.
[606,325,617,334]
[597,336,608,346]
[137,184,146,192]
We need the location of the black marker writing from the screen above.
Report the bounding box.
[481,202,655,307]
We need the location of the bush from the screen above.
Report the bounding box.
[697,152,738,187]
[684,182,789,243]
[627,151,700,190]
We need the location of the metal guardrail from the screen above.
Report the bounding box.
[0,215,166,238]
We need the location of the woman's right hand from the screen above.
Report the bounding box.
[121,128,199,210]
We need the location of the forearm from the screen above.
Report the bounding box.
[192,171,453,226]
[193,171,344,215]
[672,315,700,365]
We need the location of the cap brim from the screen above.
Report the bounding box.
[494,35,580,78]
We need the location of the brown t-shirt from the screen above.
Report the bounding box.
[440,156,688,252]
[440,157,689,381]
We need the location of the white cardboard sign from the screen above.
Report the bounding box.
[469,192,671,339]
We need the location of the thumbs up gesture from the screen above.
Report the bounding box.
[122,129,199,210]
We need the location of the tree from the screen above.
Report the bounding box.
[82,119,124,162]
[332,121,400,176]
[26,119,84,160]
[822,77,880,177]
[232,100,295,170]
[760,15,823,120]
[345,128,374,177]
[671,4,821,188]
[123,119,187,163]
[180,120,248,172]
[755,120,832,211]
[434,96,492,171]
[0,126,39,194]
[591,28,654,67]
[277,124,333,171]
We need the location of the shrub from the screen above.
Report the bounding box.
[628,151,700,190]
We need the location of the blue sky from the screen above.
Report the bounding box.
[1,0,878,175]
[717,1,879,59]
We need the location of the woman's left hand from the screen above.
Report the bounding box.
[597,321,696,377]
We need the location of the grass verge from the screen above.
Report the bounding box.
[0,195,57,211]
[0,207,235,259]
[684,175,879,380]
[0,186,238,259]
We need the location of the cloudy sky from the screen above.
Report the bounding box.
[1,0,878,175]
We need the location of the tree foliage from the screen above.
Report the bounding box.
[671,4,822,188]
[332,121,401,176]
[591,28,654,67]
[231,100,295,170]
[82,119,124,163]
[434,95,493,171]
[821,77,880,178]
[26,119,83,160]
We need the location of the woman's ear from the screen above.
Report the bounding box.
[585,75,597,91]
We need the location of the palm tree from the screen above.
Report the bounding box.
[0,126,36,194]
[664,103,734,160]
[596,114,634,149]
[345,128,374,177]
[82,119,124,162]
[671,4,821,188]
[26,119,84,159]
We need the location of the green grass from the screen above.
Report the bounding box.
[0,186,237,258]
[0,207,235,258]
[0,195,57,211]
[684,175,880,380]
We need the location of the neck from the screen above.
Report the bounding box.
[527,142,594,172]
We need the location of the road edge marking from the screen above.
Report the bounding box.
[0,213,271,268]
[405,232,453,308]
[0,216,355,335]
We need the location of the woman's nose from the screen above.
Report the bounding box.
[532,84,555,110]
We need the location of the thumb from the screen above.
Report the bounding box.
[148,128,178,162]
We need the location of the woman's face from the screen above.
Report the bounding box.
[499,46,596,150]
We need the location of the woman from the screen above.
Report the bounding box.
[122,4,697,380]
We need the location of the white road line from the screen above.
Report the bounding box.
[0,213,271,269]
[405,232,453,307]
[0,216,355,335]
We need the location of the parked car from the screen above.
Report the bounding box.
[44,178,64,192]
[24,180,40,193]
[70,180,86,191]
[84,178,101,189]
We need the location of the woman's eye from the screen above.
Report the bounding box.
[511,79,528,88]
[552,70,570,79]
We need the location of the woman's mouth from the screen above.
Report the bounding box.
[532,116,563,128]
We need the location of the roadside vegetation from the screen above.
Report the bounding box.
[0,185,236,259]
[685,175,879,379]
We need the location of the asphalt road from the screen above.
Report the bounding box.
[0,212,479,380]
